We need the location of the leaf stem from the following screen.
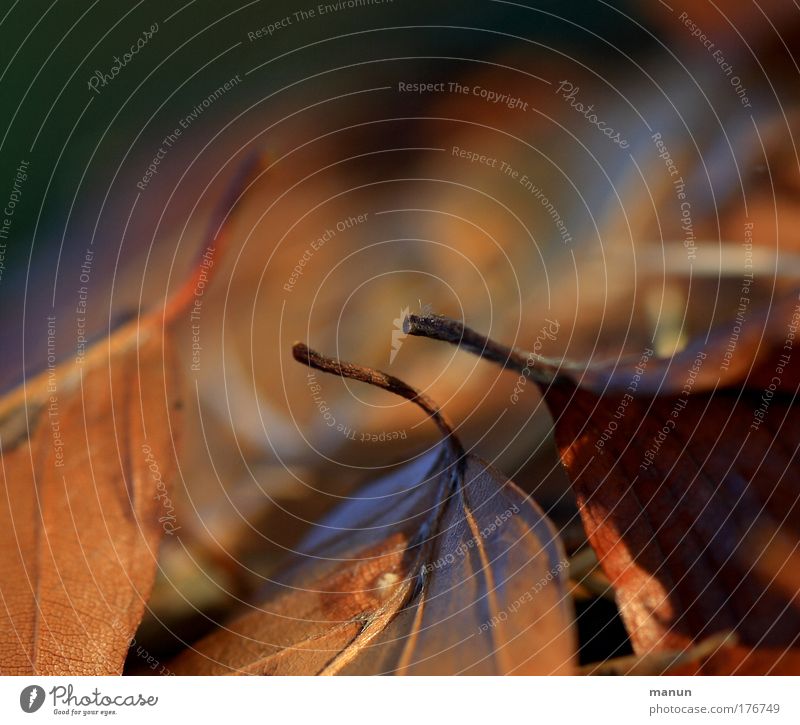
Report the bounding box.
[403,314,569,385]
[291,342,465,463]
[291,343,470,629]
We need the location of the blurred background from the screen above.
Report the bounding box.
[1,0,798,666]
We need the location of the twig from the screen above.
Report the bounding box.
[404,314,573,385]
[291,342,465,463]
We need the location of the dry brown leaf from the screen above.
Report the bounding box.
[170,345,575,675]
[405,312,800,674]
[0,319,180,675]
[0,154,265,675]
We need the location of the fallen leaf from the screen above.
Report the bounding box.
[405,312,800,674]
[170,344,575,675]
[0,319,180,675]
[0,153,266,675]
[536,383,800,655]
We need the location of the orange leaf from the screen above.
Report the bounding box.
[0,153,266,675]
